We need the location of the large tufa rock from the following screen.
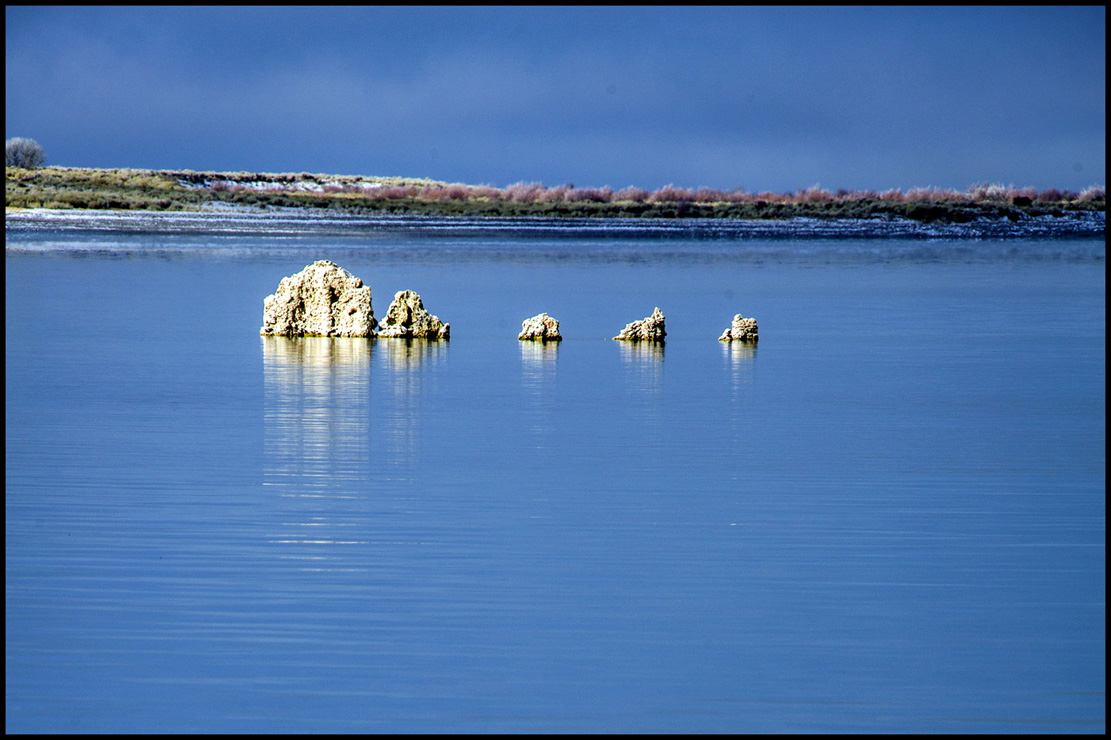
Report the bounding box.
[718,314,759,342]
[613,307,666,342]
[377,289,450,340]
[260,260,376,337]
[518,312,562,342]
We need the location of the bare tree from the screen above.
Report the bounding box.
[5,137,47,168]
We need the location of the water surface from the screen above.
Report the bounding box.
[5,215,1105,733]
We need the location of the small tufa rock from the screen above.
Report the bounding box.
[518,313,562,342]
[614,307,666,342]
[377,289,450,340]
[718,314,759,342]
[260,260,376,337]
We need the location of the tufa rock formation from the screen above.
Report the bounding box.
[518,313,562,342]
[376,290,450,340]
[718,314,759,342]
[614,307,666,342]
[260,260,376,337]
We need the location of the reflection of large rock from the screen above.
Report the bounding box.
[614,307,666,342]
[718,314,759,342]
[379,336,446,368]
[262,335,374,365]
[377,290,450,340]
[260,260,376,337]
[518,312,562,341]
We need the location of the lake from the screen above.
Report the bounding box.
[5,211,1106,733]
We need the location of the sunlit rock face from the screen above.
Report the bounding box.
[376,289,450,340]
[518,312,562,341]
[260,260,376,337]
[718,314,759,342]
[613,307,666,342]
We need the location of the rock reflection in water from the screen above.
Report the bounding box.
[262,336,373,566]
[377,338,447,466]
[520,340,558,440]
[378,336,446,370]
[722,340,756,392]
[617,340,664,393]
[263,337,373,490]
[520,340,558,387]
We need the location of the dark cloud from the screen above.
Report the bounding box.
[5,6,1105,191]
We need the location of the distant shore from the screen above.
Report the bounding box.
[5,165,1105,225]
[7,206,1105,247]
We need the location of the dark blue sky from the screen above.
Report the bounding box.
[5,6,1105,192]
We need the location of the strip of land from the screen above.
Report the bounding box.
[5,166,1105,223]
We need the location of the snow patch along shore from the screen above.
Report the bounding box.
[5,208,1105,263]
[176,175,385,193]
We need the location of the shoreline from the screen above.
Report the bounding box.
[6,204,1106,243]
[6,165,1105,225]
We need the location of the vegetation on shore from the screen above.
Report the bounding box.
[5,165,1105,223]
[5,138,47,169]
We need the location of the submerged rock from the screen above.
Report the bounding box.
[613,307,666,342]
[260,260,376,337]
[377,290,450,340]
[518,312,562,341]
[718,314,759,342]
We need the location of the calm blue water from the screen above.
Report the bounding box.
[6,214,1106,733]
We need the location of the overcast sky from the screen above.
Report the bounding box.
[5,6,1106,192]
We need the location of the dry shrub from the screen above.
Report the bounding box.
[368,185,419,200]
[444,184,474,200]
[967,182,1016,202]
[693,187,729,203]
[796,185,834,203]
[903,187,965,203]
[615,186,650,202]
[905,187,941,202]
[1078,185,1105,202]
[468,185,502,201]
[539,184,571,203]
[752,191,790,204]
[505,182,545,203]
[416,183,495,201]
[416,184,449,201]
[566,186,614,203]
[649,184,695,203]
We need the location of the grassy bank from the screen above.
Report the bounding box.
[6,166,1105,223]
